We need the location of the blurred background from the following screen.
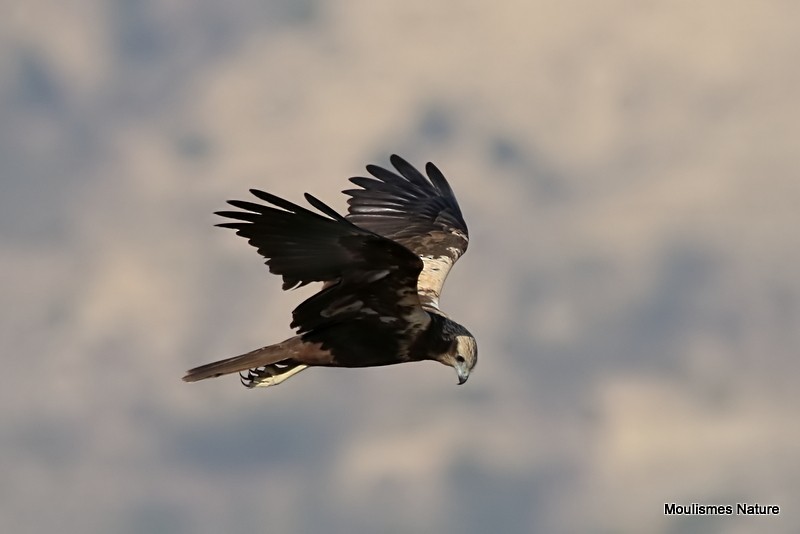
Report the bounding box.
[2,1,798,532]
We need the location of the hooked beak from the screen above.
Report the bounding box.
[455,362,469,385]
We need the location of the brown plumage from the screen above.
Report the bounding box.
[182,155,477,389]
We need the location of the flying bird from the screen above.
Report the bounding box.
[182,155,476,388]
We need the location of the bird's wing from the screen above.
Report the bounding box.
[216,190,431,366]
[344,154,469,308]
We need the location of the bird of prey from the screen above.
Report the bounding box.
[182,155,476,389]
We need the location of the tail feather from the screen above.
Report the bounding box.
[182,345,282,382]
[182,336,330,384]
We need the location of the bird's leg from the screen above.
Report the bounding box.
[239,362,309,388]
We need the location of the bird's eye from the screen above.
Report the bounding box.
[456,355,465,364]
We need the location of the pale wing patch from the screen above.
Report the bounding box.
[417,255,454,309]
[450,229,468,244]
[447,245,464,257]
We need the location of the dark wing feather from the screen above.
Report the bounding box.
[216,190,431,366]
[344,155,469,308]
[217,189,370,290]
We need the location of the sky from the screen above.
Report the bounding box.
[2,1,799,533]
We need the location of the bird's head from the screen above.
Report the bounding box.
[438,322,477,385]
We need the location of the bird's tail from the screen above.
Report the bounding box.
[182,336,321,385]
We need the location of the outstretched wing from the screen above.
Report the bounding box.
[344,155,469,308]
[216,190,431,366]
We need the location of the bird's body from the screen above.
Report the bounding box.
[183,155,476,388]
